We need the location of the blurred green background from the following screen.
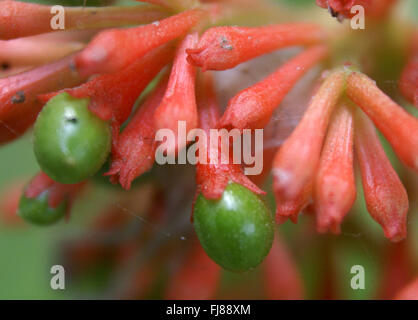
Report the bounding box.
[0,0,417,300]
[0,134,68,299]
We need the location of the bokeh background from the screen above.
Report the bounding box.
[0,0,417,299]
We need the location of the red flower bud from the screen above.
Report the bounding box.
[106,75,168,190]
[276,181,312,224]
[273,69,346,202]
[195,72,265,200]
[154,33,199,156]
[187,23,325,71]
[219,45,329,130]
[354,110,409,242]
[315,102,356,234]
[75,8,205,76]
[347,71,418,172]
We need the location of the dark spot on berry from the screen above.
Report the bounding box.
[66,117,78,124]
[11,91,26,104]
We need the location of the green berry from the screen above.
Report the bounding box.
[34,92,111,184]
[18,191,66,225]
[193,183,275,272]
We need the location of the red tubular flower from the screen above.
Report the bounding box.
[273,69,346,202]
[315,102,356,234]
[0,54,84,145]
[186,23,325,71]
[153,33,199,156]
[347,71,418,172]
[399,31,418,108]
[0,0,168,40]
[105,76,168,190]
[195,72,264,200]
[276,181,312,224]
[354,110,409,242]
[40,44,174,145]
[75,8,205,77]
[263,235,304,300]
[164,240,220,300]
[0,36,83,67]
[219,45,329,130]
[394,277,418,300]
[25,172,85,219]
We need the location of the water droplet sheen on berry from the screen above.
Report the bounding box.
[34,92,111,184]
[193,183,274,272]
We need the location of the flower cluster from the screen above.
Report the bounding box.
[0,0,417,297]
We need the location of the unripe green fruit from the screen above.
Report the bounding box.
[18,191,66,225]
[34,92,111,184]
[193,183,275,272]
